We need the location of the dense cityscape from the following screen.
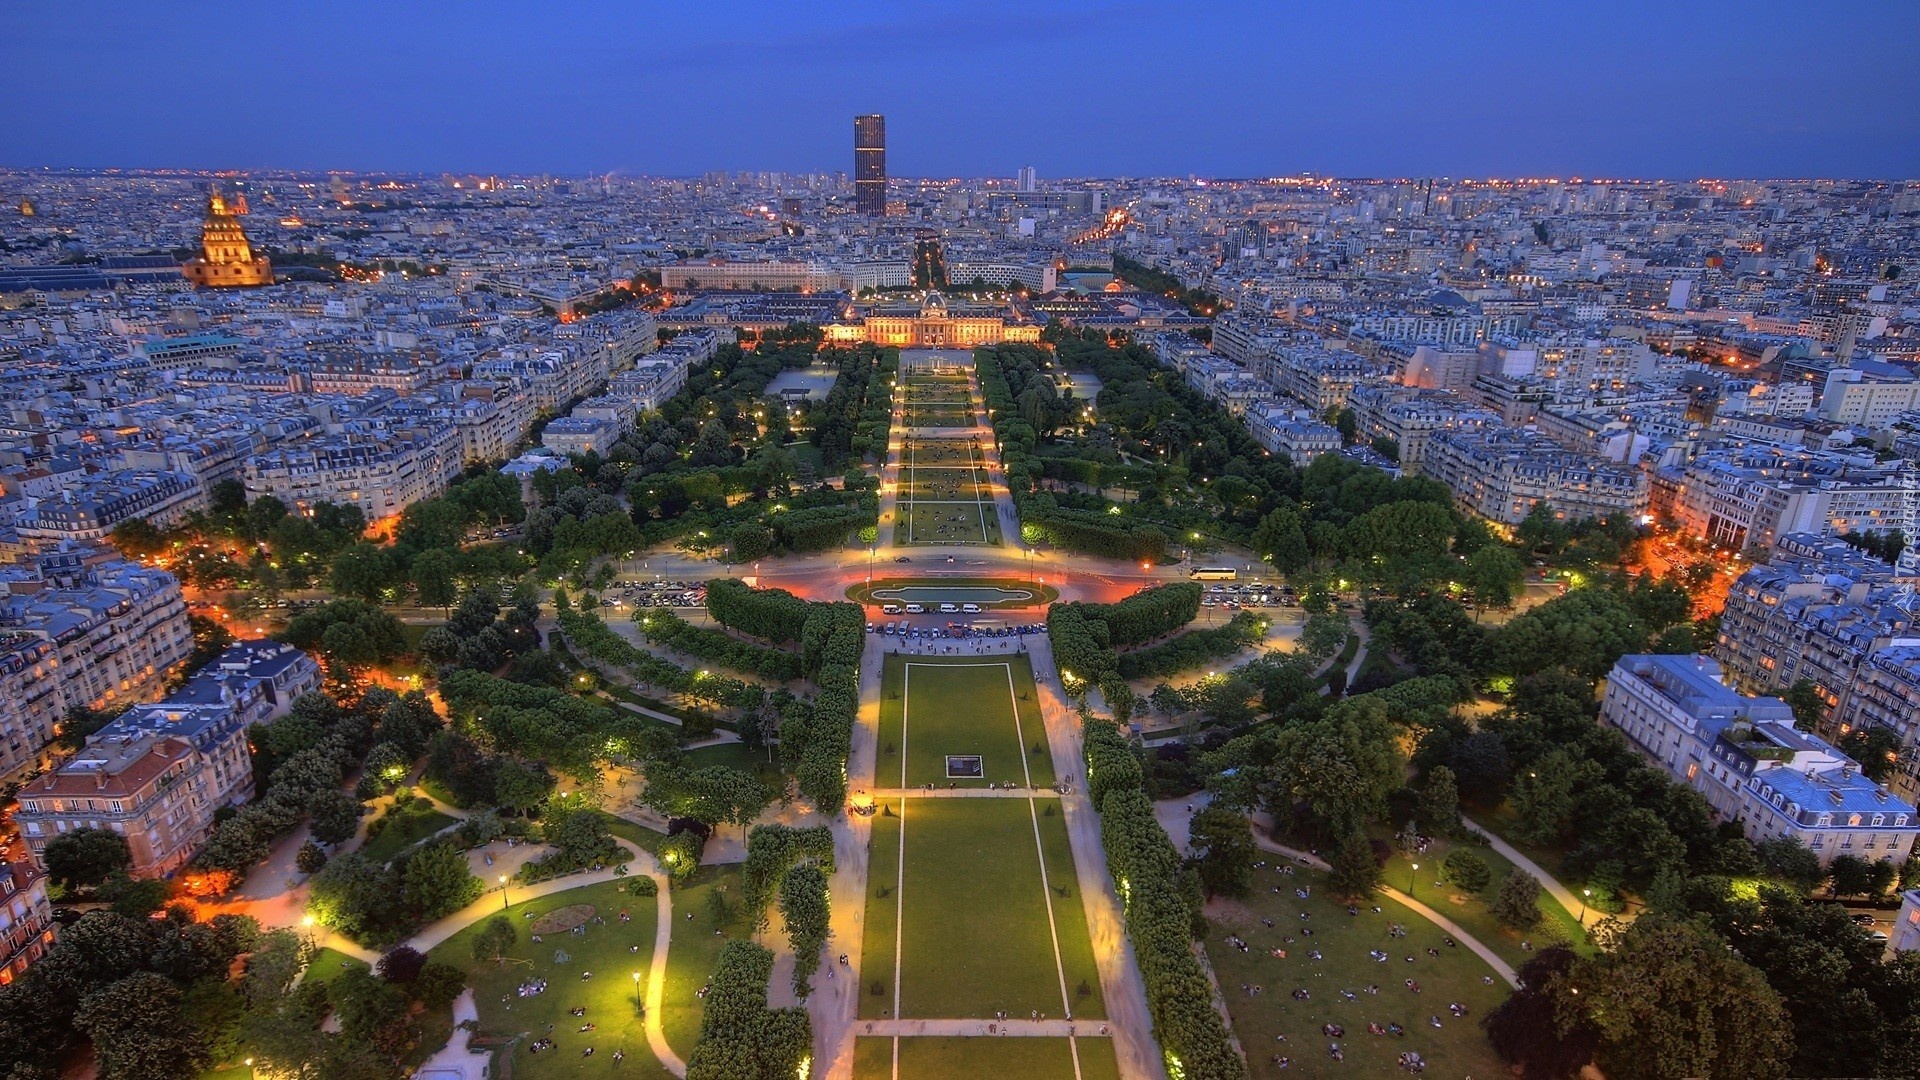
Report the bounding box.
[3,11,1920,1080]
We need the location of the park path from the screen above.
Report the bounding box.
[308,838,686,1076]
[1461,814,1613,930]
[1243,829,1519,989]
[1027,634,1169,1080]
[808,635,885,1079]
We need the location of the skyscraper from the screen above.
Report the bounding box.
[1016,165,1037,193]
[854,114,886,217]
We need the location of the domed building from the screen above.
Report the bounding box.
[182,189,273,288]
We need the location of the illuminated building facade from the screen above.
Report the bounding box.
[182,190,273,288]
[824,291,1040,348]
[854,114,886,216]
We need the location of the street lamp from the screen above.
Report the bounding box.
[1580,888,1591,924]
[633,970,644,1016]
[499,874,510,912]
[245,1058,256,1080]
[1408,862,1419,900]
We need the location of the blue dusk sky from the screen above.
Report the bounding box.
[4,0,1916,178]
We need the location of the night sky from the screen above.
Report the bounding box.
[5,0,1917,178]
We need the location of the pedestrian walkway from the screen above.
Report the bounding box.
[1461,813,1614,930]
[865,787,1064,799]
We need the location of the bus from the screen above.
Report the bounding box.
[1190,566,1238,581]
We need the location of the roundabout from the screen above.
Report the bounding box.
[846,577,1059,609]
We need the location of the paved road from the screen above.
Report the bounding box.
[859,1018,1113,1037]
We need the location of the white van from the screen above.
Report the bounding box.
[882,604,901,615]
[939,603,959,613]
[962,603,982,613]
[905,604,925,614]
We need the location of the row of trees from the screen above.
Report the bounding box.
[1116,611,1267,680]
[702,582,866,814]
[639,609,805,682]
[1084,717,1245,1079]
[684,941,812,1080]
[808,343,897,469]
[1050,582,1206,717]
[555,605,765,712]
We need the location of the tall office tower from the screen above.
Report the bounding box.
[1016,165,1037,193]
[854,114,887,216]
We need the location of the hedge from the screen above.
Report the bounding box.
[1116,611,1266,680]
[705,578,812,645]
[684,940,813,1080]
[557,608,765,711]
[1085,718,1246,1079]
[640,609,805,682]
[1047,582,1204,692]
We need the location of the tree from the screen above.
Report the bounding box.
[1327,830,1381,899]
[402,842,482,922]
[1442,849,1492,893]
[1508,749,1605,846]
[1838,724,1902,783]
[43,827,132,890]
[1186,806,1255,899]
[1492,868,1543,930]
[1483,946,1598,1080]
[1829,853,1874,897]
[1781,679,1826,731]
[1573,915,1793,1080]
[75,972,210,1080]
[328,543,399,603]
[1756,836,1825,892]
[1465,546,1526,610]
[295,841,328,874]
[471,915,518,963]
[376,945,427,983]
[307,788,364,846]
[777,865,830,999]
[1416,766,1460,836]
[409,548,459,611]
[108,518,166,559]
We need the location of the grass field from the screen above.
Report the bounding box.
[658,866,747,1062]
[428,878,667,1079]
[900,467,989,501]
[877,656,1054,789]
[360,799,457,865]
[302,946,370,986]
[860,797,1103,1021]
[1373,831,1593,967]
[900,501,999,545]
[847,577,1059,609]
[852,1036,1122,1080]
[1204,863,1510,1078]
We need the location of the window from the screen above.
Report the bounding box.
[1874,814,1886,827]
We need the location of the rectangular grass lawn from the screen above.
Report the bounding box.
[427,877,667,1080]
[900,501,994,545]
[901,466,986,501]
[888,798,1102,1019]
[1204,863,1510,1078]
[877,656,1054,789]
[853,1036,1122,1080]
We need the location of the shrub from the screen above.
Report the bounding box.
[1442,849,1492,893]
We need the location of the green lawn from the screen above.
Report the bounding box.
[900,501,999,546]
[427,878,667,1079]
[877,656,1053,789]
[659,866,748,1063]
[1476,804,1625,915]
[900,466,989,501]
[1204,864,1510,1078]
[853,1036,1122,1080]
[301,946,370,987]
[862,798,1103,1021]
[360,799,457,865]
[1374,832,1593,967]
[685,738,785,787]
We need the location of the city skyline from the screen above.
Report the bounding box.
[4,0,1918,179]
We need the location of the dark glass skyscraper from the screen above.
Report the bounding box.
[854,114,886,217]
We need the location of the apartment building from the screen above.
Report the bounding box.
[0,550,193,780]
[0,863,53,985]
[1602,654,1919,865]
[241,424,464,520]
[1347,384,1501,468]
[1673,448,1920,552]
[14,640,320,879]
[1715,560,1919,727]
[1419,428,1648,525]
[17,470,204,542]
[1834,646,1920,806]
[1243,402,1343,465]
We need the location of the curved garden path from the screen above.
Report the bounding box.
[1246,832,1518,988]
[1460,814,1613,930]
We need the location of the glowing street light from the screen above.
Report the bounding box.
[499,874,510,911]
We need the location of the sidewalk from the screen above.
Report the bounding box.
[1461,813,1613,929]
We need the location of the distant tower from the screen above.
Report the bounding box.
[231,192,249,216]
[854,114,886,217]
[183,189,274,288]
[1016,166,1037,193]
[329,175,351,205]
